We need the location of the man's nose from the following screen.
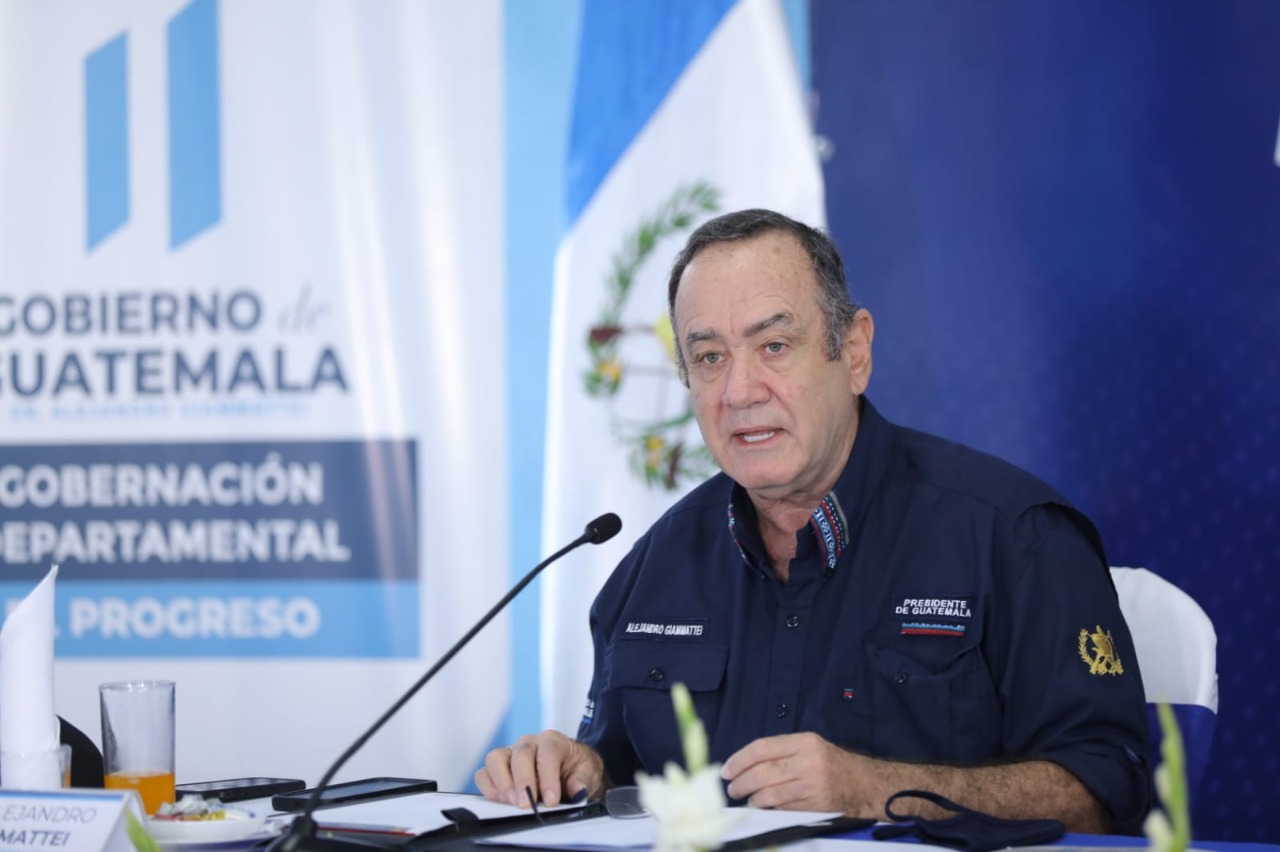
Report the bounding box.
[721,355,767,408]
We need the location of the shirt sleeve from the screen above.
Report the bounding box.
[994,503,1152,834]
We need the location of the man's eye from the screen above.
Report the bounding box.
[764,341,786,354]
[696,352,722,365]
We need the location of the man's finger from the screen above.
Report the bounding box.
[509,742,543,807]
[535,737,571,806]
[726,755,799,801]
[721,731,798,782]
[477,746,516,804]
[473,767,495,801]
[722,733,800,780]
[561,742,605,803]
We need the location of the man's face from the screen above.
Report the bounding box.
[674,230,872,505]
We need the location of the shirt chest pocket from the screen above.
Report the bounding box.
[605,643,728,775]
[864,635,1000,764]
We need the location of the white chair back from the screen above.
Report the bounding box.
[1111,566,1218,711]
[1110,566,1218,796]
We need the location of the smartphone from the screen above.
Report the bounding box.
[176,777,307,803]
[270,777,437,812]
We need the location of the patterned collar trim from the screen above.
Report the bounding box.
[726,501,754,569]
[726,489,849,575]
[808,493,849,573]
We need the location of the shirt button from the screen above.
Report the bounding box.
[785,615,800,628]
[649,668,665,682]
[774,704,788,718]
[823,568,834,579]
[894,671,909,684]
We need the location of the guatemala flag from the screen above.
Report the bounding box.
[540,0,826,733]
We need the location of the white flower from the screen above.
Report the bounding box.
[637,762,737,852]
[1145,810,1174,852]
[634,682,738,852]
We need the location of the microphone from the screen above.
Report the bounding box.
[268,513,622,852]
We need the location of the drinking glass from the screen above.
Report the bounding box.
[99,680,176,813]
[0,743,71,790]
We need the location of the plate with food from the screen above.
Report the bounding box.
[147,798,270,847]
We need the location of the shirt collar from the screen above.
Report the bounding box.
[726,397,893,577]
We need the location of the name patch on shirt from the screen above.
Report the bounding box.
[622,619,707,639]
[895,597,973,637]
[894,597,973,618]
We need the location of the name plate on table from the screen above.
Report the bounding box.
[0,789,142,852]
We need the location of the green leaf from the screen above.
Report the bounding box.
[1155,703,1191,852]
[125,810,162,852]
[671,682,709,773]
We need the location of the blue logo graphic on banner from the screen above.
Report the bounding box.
[85,0,222,251]
[0,440,418,657]
[84,34,129,250]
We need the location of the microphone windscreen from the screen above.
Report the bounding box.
[584,512,622,544]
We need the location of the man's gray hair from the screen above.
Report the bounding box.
[666,208,858,385]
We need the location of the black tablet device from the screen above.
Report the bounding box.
[271,777,438,812]
[176,777,307,803]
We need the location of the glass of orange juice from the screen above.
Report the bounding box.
[99,680,175,814]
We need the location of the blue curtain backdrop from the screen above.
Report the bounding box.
[813,1,1280,841]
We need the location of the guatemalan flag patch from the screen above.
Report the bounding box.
[900,622,967,637]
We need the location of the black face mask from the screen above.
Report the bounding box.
[871,790,1066,852]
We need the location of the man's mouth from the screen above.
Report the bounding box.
[738,430,777,444]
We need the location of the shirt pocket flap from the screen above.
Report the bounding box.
[867,633,979,676]
[605,642,729,692]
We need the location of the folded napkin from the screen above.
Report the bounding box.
[0,564,62,788]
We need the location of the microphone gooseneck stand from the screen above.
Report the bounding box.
[267,512,623,852]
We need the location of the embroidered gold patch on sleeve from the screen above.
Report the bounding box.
[1078,625,1125,675]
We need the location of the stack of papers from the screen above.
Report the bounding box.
[303,791,844,850]
[476,806,843,850]
[308,791,586,836]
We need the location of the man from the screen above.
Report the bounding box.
[476,209,1150,833]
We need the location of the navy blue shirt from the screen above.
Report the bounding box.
[578,399,1151,832]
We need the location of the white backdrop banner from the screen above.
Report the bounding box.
[541,0,825,734]
[0,0,505,788]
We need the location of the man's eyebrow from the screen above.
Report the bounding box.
[743,312,794,339]
[685,312,795,349]
[685,328,722,348]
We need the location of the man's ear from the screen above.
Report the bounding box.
[845,309,874,395]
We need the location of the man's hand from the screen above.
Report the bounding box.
[722,732,1109,833]
[721,732,878,816]
[474,731,607,808]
